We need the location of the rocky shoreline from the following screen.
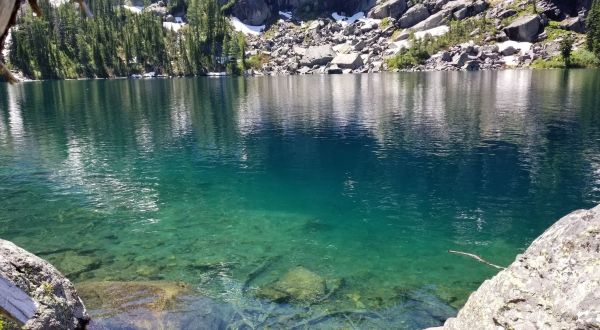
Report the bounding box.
[241,0,589,75]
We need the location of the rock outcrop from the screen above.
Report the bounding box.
[434,205,600,330]
[0,239,89,329]
[503,14,543,42]
[367,0,407,19]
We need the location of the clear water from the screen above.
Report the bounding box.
[1,70,600,328]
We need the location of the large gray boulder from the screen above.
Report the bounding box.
[0,239,89,329]
[300,45,336,66]
[412,10,447,31]
[367,0,408,19]
[231,0,272,25]
[437,205,600,330]
[398,4,430,28]
[503,15,542,42]
[331,53,364,69]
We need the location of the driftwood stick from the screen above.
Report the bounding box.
[242,256,280,292]
[448,250,505,270]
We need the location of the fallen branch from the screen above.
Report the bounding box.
[448,250,505,270]
[242,256,280,292]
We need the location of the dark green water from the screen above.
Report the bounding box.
[1,70,600,328]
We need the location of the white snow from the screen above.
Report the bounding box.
[163,22,185,32]
[496,40,533,54]
[414,25,449,39]
[503,55,518,66]
[123,5,144,14]
[49,0,69,7]
[331,12,381,26]
[230,17,264,35]
[279,11,292,20]
[386,25,449,55]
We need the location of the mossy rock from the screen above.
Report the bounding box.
[258,266,327,303]
[76,281,189,315]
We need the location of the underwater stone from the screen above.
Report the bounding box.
[76,281,189,314]
[259,266,327,303]
[53,252,101,278]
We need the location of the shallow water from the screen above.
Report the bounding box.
[1,70,600,328]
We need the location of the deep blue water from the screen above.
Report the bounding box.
[1,70,599,328]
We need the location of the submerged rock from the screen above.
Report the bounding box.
[436,205,600,329]
[258,266,327,303]
[0,239,89,329]
[78,281,233,329]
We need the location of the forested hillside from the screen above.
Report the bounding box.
[8,0,246,79]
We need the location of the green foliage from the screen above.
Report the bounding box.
[386,17,495,69]
[386,42,429,69]
[587,0,600,58]
[560,34,574,66]
[571,49,600,67]
[9,0,246,79]
[380,17,391,29]
[246,53,270,70]
[531,49,600,69]
[531,56,565,69]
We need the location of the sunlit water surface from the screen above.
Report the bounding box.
[1,71,600,328]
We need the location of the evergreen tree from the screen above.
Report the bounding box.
[587,0,600,58]
[9,0,247,79]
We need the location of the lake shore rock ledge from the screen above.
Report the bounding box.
[430,205,600,330]
[0,239,89,329]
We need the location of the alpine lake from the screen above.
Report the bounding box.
[1,70,599,329]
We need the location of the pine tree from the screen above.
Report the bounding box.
[587,0,600,58]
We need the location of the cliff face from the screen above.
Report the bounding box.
[436,205,600,330]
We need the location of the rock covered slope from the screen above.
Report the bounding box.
[242,0,591,75]
[430,205,600,330]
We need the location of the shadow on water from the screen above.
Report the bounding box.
[1,70,600,328]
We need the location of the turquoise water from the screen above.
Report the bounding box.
[1,71,600,328]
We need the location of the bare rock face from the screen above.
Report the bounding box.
[503,15,542,42]
[368,0,408,19]
[232,0,272,26]
[0,239,89,329]
[438,205,600,330]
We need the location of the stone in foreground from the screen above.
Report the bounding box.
[436,205,600,329]
[0,239,89,329]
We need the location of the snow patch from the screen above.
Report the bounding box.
[332,12,364,25]
[123,5,144,14]
[414,25,449,39]
[163,22,185,32]
[386,26,449,55]
[331,12,381,26]
[49,0,70,7]
[230,17,264,35]
[279,11,292,20]
[503,55,519,66]
[497,40,533,54]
